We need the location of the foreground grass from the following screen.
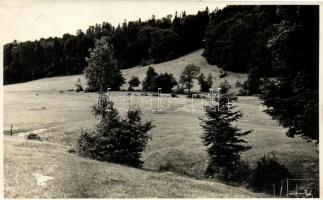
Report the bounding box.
[4,137,267,198]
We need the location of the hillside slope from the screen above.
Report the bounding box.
[4,136,266,198]
[4,49,247,93]
[122,49,247,92]
[4,49,318,198]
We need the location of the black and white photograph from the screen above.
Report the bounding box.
[1,0,320,198]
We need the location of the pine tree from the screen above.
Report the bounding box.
[142,66,158,91]
[200,103,251,182]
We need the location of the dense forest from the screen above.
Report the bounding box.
[3,8,210,84]
[203,5,318,140]
[203,6,318,75]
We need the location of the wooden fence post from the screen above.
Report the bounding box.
[280,181,283,197]
[286,178,289,198]
[273,183,276,197]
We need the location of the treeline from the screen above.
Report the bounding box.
[203,6,279,74]
[203,5,319,140]
[4,8,211,84]
[203,5,318,79]
[4,32,95,84]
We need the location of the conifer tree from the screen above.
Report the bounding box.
[142,66,158,91]
[77,98,154,168]
[200,103,251,182]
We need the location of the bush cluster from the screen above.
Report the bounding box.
[142,67,177,93]
[249,154,290,193]
[77,100,154,168]
[198,73,213,92]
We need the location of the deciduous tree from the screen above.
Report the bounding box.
[180,64,200,94]
[84,37,125,91]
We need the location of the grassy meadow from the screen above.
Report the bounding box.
[3,50,318,198]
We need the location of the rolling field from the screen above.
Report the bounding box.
[3,50,318,198]
[4,49,247,93]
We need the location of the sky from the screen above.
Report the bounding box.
[0,0,227,43]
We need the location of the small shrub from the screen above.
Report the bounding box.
[234,80,247,96]
[159,161,175,172]
[249,154,290,193]
[228,161,251,185]
[173,86,185,94]
[140,92,149,96]
[219,70,227,78]
[198,73,213,92]
[84,87,96,93]
[26,133,42,141]
[75,85,83,92]
[187,93,203,98]
[235,80,242,88]
[219,80,231,94]
[171,93,178,98]
[128,76,140,91]
[75,78,84,92]
[68,148,76,154]
[206,160,251,186]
